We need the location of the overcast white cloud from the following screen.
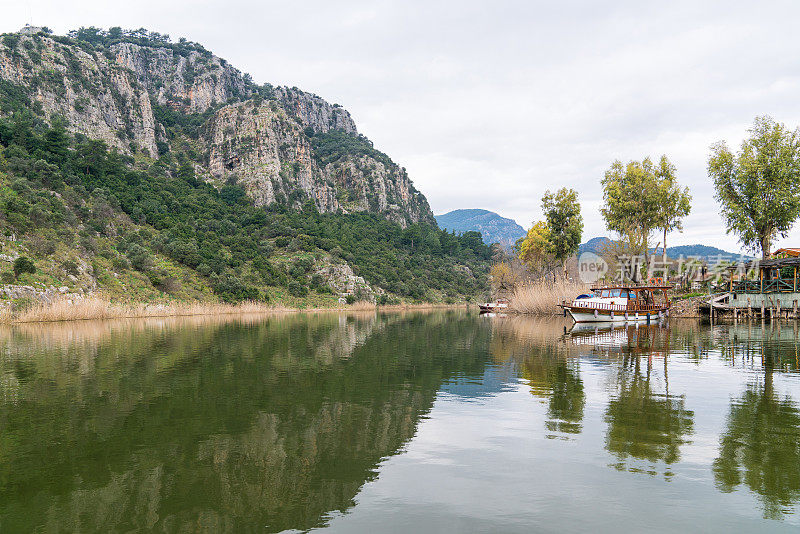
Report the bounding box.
[4,0,800,253]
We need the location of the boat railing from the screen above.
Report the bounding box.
[569,301,628,312]
[632,303,668,312]
[566,300,667,312]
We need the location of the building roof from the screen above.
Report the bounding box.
[737,249,800,269]
[755,256,800,268]
[772,248,800,258]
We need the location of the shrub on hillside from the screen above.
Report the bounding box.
[287,280,308,297]
[13,256,36,279]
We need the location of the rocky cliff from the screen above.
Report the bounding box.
[111,40,249,112]
[0,27,434,226]
[202,98,432,224]
[0,30,159,155]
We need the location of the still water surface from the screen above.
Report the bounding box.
[0,311,798,532]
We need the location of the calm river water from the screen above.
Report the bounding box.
[0,311,798,532]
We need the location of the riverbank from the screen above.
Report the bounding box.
[0,295,466,324]
[669,294,707,318]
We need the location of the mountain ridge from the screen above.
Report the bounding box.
[0,26,433,226]
[578,237,747,261]
[435,209,526,248]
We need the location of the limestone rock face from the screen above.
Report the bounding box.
[320,154,434,225]
[0,29,435,226]
[110,42,248,111]
[0,34,159,155]
[203,100,434,226]
[203,99,337,212]
[315,260,383,302]
[274,86,357,134]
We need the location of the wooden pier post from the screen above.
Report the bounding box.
[794,299,797,319]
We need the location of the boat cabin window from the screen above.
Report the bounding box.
[598,289,629,298]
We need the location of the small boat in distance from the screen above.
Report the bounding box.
[560,285,671,323]
[479,298,509,313]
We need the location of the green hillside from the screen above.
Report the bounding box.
[0,28,491,307]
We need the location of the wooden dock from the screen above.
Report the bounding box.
[700,292,800,320]
[700,254,800,320]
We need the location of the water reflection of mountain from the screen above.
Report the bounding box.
[2,313,799,528]
[439,362,517,399]
[0,311,492,533]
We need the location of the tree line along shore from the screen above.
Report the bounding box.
[493,116,800,315]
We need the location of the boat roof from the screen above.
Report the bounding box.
[590,285,672,291]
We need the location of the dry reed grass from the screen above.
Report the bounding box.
[508,279,589,315]
[6,296,289,324]
[0,295,466,324]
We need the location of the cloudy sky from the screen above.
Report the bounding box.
[4,0,800,253]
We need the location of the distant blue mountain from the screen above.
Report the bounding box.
[658,244,749,261]
[578,237,747,261]
[435,209,526,249]
[578,237,613,255]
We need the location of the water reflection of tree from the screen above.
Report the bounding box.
[712,321,800,373]
[712,359,800,519]
[523,352,585,437]
[491,318,585,438]
[604,339,694,476]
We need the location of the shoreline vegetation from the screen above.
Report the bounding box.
[0,296,465,324]
[507,279,587,315]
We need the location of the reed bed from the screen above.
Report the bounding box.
[5,297,290,324]
[508,279,588,315]
[0,296,466,324]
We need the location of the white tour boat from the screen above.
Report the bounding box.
[560,285,671,323]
